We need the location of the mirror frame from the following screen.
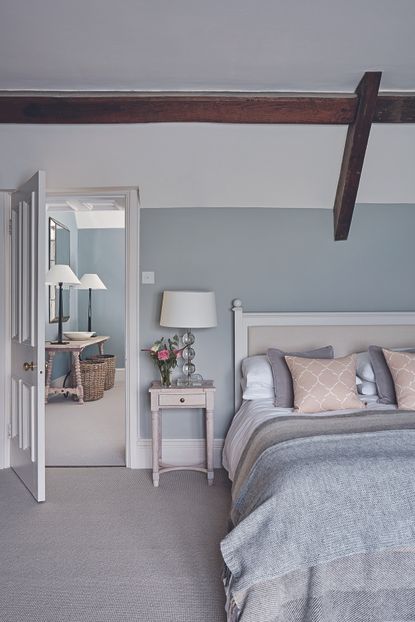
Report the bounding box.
[48,217,71,323]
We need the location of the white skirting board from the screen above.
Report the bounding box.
[136,438,224,469]
[115,368,125,382]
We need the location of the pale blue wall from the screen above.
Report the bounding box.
[140,205,415,440]
[45,219,126,381]
[78,229,125,367]
[45,210,78,380]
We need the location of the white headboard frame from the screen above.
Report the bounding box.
[232,299,415,411]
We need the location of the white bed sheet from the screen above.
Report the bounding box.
[222,397,396,481]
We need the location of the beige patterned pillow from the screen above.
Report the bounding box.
[382,349,415,410]
[285,353,362,414]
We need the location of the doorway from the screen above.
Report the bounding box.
[45,193,126,466]
[1,179,140,501]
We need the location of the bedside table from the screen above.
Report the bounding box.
[149,381,215,487]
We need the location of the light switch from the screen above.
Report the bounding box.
[142,271,155,285]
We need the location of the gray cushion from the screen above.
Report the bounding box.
[368,345,415,404]
[267,346,334,408]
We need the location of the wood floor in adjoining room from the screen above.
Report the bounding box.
[0,467,231,622]
[46,379,125,466]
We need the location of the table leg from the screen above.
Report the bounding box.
[158,410,162,463]
[72,352,84,405]
[98,342,105,355]
[151,410,160,487]
[45,352,55,404]
[206,409,214,485]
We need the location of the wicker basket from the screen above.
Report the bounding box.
[71,359,106,402]
[88,354,116,390]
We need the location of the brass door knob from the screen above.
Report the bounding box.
[23,361,36,371]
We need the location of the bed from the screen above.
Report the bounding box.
[221,301,415,621]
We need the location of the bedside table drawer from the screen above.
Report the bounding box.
[159,393,206,407]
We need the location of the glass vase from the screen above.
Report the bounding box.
[159,366,172,387]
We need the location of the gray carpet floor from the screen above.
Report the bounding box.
[0,467,231,622]
[46,381,125,466]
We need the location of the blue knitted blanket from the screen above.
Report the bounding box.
[221,410,415,621]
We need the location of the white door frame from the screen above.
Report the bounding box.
[0,186,140,470]
[0,192,11,469]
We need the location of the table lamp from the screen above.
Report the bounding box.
[45,264,81,344]
[160,290,217,386]
[78,273,107,332]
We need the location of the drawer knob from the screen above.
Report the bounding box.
[179,397,185,403]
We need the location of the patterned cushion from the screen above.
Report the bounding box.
[382,349,415,410]
[285,354,362,413]
[267,346,334,408]
[369,345,415,404]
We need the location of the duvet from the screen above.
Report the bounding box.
[221,410,415,621]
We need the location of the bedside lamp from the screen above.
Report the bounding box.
[78,273,107,332]
[160,290,217,386]
[45,264,81,344]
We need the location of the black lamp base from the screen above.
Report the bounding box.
[88,288,92,332]
[54,282,69,345]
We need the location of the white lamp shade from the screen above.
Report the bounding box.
[160,291,217,328]
[78,274,107,290]
[45,264,81,285]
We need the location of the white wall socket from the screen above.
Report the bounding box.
[142,271,155,285]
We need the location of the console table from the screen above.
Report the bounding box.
[45,336,109,404]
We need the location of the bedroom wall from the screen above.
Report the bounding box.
[140,204,415,440]
[77,228,126,367]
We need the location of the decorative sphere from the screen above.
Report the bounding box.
[182,363,196,375]
[182,332,195,346]
[182,347,195,361]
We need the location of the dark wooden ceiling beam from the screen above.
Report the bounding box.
[374,94,415,123]
[0,91,413,124]
[333,72,382,241]
[0,93,357,124]
[0,89,413,124]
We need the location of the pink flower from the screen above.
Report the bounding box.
[173,349,182,358]
[157,349,169,361]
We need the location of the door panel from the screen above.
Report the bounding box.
[10,172,46,502]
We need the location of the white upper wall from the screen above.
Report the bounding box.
[1,123,414,206]
[0,0,414,91]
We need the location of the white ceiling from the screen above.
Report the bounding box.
[46,195,125,212]
[0,0,414,92]
[47,195,126,228]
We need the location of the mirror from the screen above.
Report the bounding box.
[49,217,71,323]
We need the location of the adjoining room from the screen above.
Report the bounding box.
[45,194,126,466]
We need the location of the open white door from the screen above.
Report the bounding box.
[10,172,46,502]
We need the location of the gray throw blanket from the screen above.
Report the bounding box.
[221,410,415,621]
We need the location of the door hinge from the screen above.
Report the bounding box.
[7,423,11,438]
[8,218,12,235]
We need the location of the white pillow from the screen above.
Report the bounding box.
[241,355,274,400]
[356,352,375,383]
[356,349,414,386]
[357,380,378,396]
[241,377,275,400]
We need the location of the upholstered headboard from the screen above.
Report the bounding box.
[232,299,415,410]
